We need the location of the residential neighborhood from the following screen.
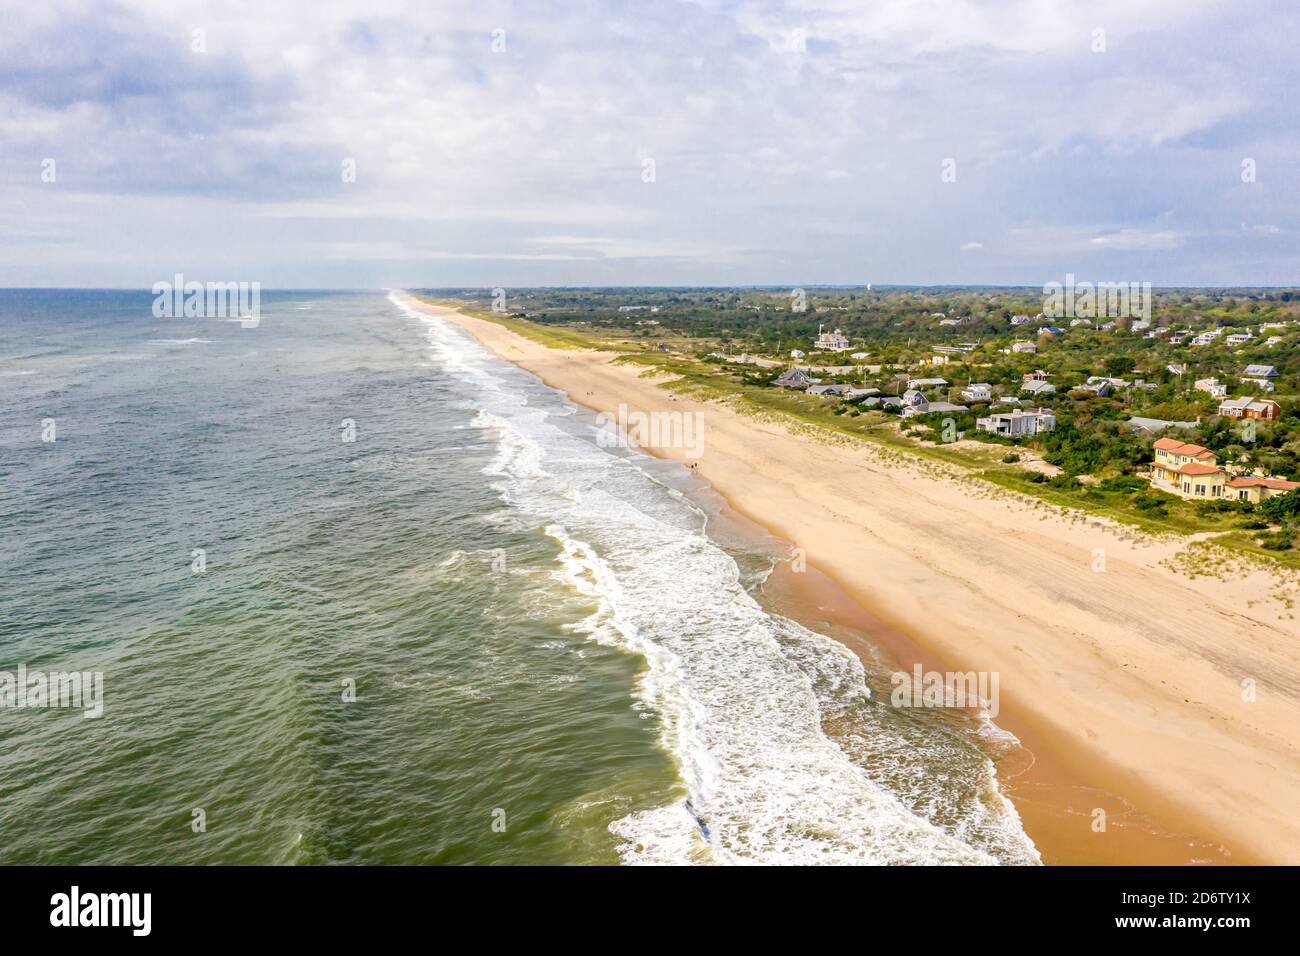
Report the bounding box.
[487,284,1300,557]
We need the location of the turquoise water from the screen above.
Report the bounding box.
[0,290,1038,864]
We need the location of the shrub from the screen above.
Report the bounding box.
[1258,530,1296,551]
[1134,494,1170,515]
[1098,475,1147,492]
[1002,453,1020,464]
[1259,490,1300,525]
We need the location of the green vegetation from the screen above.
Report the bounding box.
[414,285,1300,560]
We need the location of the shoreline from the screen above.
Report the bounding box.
[404,293,1300,865]
[706,494,1238,864]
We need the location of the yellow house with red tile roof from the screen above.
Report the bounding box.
[1150,437,1222,497]
[1149,436,1300,501]
[1225,475,1300,503]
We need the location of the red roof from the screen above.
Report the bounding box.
[1226,476,1300,490]
[1178,462,1222,476]
[1154,437,1214,458]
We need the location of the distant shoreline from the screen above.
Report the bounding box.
[401,292,1300,865]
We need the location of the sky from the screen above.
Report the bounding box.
[2,0,1298,288]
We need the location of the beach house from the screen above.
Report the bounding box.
[1075,376,1126,398]
[1218,396,1281,420]
[814,326,851,351]
[1148,437,1299,501]
[960,383,992,402]
[774,368,816,389]
[1149,438,1223,498]
[1194,377,1227,398]
[1224,476,1300,503]
[975,407,1056,438]
[1241,364,1278,380]
[1021,379,1055,397]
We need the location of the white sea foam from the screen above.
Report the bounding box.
[405,294,1040,866]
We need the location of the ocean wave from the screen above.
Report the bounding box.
[407,295,1039,866]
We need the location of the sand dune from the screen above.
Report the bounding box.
[406,295,1300,864]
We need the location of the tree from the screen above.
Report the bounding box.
[1259,490,1300,525]
[1104,355,1134,377]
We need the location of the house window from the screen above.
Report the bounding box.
[1239,490,1249,500]
[1195,484,1206,496]
[1212,485,1221,496]
[1182,482,1190,493]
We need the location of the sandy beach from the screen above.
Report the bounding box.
[405,294,1300,864]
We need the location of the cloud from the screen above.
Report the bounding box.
[1,0,1298,286]
[1089,230,1188,251]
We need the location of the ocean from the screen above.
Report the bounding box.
[0,289,1038,865]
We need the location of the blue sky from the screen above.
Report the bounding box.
[2,0,1298,287]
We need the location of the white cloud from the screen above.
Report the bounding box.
[1089,230,1187,251]
[0,0,1296,285]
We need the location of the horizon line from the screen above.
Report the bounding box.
[3,284,1300,293]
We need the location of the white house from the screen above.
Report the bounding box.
[1194,377,1227,398]
[976,407,1057,438]
[907,377,949,390]
[1076,375,1128,397]
[814,326,852,351]
[1021,380,1056,397]
[1011,341,1038,354]
[961,383,993,402]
